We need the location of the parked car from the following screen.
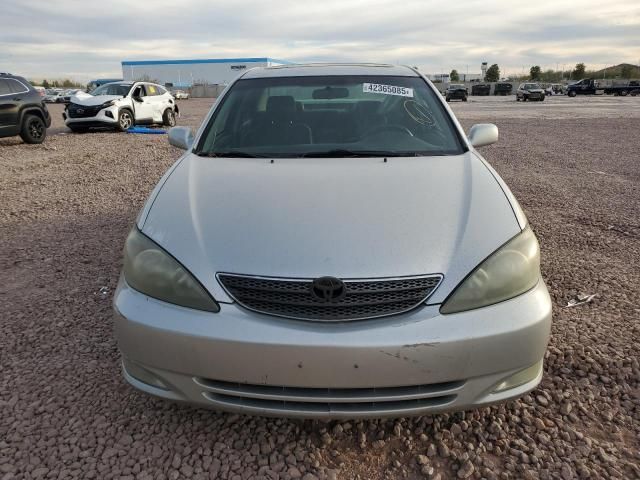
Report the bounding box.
[445,84,467,102]
[493,83,513,96]
[0,73,51,143]
[471,83,491,96]
[173,90,190,100]
[44,89,59,103]
[61,89,82,104]
[544,84,564,96]
[516,83,545,101]
[114,63,552,418]
[63,81,178,132]
[46,91,66,103]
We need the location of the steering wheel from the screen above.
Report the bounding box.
[362,123,414,138]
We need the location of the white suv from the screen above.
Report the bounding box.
[63,81,178,132]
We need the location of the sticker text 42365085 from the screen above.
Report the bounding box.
[363,83,414,97]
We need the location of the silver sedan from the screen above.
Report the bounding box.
[114,63,551,418]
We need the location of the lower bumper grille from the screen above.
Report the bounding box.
[195,378,462,415]
[217,273,442,321]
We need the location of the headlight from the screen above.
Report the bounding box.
[123,228,220,312]
[440,227,540,314]
[101,100,116,108]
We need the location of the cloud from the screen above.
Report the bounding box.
[1,0,639,80]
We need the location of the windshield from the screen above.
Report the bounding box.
[449,84,464,89]
[524,84,540,90]
[196,75,465,158]
[91,83,132,96]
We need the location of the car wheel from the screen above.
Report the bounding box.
[516,97,521,101]
[462,96,467,102]
[117,109,134,131]
[568,90,576,97]
[540,96,545,102]
[163,109,176,127]
[620,90,628,97]
[445,97,450,102]
[523,96,527,102]
[20,114,47,144]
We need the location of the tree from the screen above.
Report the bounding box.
[620,64,634,79]
[42,79,50,89]
[529,65,541,80]
[450,69,460,82]
[485,64,500,82]
[572,63,586,79]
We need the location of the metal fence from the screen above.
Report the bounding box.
[188,84,227,98]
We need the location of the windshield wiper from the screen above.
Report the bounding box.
[196,150,268,158]
[301,149,418,158]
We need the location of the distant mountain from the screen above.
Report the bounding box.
[588,63,640,79]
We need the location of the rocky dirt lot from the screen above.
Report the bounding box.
[1,97,639,480]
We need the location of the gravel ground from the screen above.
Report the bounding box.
[1,97,639,480]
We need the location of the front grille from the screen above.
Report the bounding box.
[67,103,103,118]
[217,273,442,321]
[195,377,462,416]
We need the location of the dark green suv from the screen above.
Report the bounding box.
[0,73,51,143]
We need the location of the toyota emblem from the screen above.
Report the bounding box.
[311,276,346,303]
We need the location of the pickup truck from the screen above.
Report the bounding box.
[567,79,640,97]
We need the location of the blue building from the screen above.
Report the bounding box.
[121,57,292,87]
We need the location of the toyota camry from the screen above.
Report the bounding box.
[114,63,552,418]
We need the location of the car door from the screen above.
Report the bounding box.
[130,84,155,124]
[145,84,167,122]
[0,78,27,132]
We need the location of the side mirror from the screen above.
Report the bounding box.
[133,95,143,102]
[168,126,194,150]
[468,123,498,148]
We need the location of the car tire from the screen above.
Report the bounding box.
[162,109,176,127]
[523,96,527,102]
[620,90,628,97]
[540,96,545,102]
[462,96,467,102]
[19,114,47,144]
[445,97,450,102]
[117,109,134,132]
[568,90,576,97]
[516,97,521,101]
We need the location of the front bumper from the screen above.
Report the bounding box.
[114,278,552,418]
[63,105,118,127]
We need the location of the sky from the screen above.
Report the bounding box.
[2,0,639,81]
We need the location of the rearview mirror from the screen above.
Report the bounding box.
[168,126,194,150]
[312,86,349,100]
[468,123,498,148]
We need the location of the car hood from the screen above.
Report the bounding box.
[524,89,544,93]
[141,152,521,304]
[70,94,122,106]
